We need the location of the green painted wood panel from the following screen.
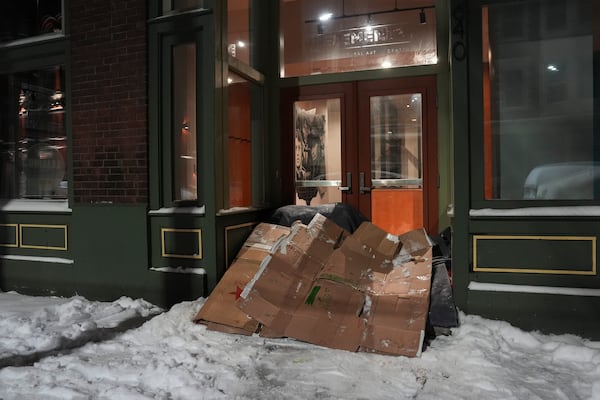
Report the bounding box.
[474,235,596,275]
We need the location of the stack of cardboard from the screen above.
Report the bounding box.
[194,223,291,335]
[194,214,433,357]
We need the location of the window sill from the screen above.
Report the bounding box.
[0,199,71,213]
[148,206,206,215]
[1,32,66,48]
[470,206,600,217]
[149,266,206,275]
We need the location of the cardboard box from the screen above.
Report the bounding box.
[238,214,433,357]
[238,215,347,337]
[193,223,291,335]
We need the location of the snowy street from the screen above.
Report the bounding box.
[0,291,599,399]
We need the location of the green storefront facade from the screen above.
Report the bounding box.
[1,0,599,338]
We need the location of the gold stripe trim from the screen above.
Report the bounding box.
[20,224,68,251]
[0,224,19,247]
[473,235,596,275]
[161,228,202,259]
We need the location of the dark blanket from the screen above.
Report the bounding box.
[268,203,367,233]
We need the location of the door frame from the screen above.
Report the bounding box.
[280,76,438,234]
[356,76,438,234]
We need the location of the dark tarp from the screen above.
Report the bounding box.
[268,203,367,233]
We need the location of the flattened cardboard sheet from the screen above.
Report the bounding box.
[239,215,433,357]
[193,223,290,334]
[238,215,347,337]
[195,214,433,357]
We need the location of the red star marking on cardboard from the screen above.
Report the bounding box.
[229,285,243,300]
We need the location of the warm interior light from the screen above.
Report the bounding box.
[181,121,190,135]
[318,12,333,21]
[364,15,373,32]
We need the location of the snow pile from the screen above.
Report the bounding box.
[0,292,161,366]
[0,292,599,399]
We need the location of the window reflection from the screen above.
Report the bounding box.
[482,0,597,200]
[0,67,67,199]
[0,0,62,43]
[370,94,422,188]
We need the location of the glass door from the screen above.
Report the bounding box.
[281,83,356,208]
[368,93,424,233]
[357,77,438,234]
[282,77,437,234]
[293,98,343,206]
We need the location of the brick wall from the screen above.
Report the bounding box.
[70,0,147,204]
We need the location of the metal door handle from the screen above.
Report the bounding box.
[360,172,371,194]
[339,172,352,193]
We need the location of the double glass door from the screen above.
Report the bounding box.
[282,76,438,234]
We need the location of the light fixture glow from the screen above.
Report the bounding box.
[237,41,245,48]
[364,15,373,32]
[547,64,559,72]
[381,60,392,68]
[318,12,333,21]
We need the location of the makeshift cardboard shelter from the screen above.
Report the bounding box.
[194,223,291,335]
[194,213,434,357]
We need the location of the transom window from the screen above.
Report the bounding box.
[279,0,437,77]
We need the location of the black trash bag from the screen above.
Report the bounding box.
[268,203,367,233]
[428,262,459,330]
[427,226,459,336]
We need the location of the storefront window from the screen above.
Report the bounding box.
[280,0,437,77]
[227,71,253,207]
[482,0,598,200]
[0,0,62,44]
[172,43,197,202]
[0,67,67,199]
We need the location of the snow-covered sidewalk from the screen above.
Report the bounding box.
[0,291,599,399]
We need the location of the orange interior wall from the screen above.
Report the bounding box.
[228,84,252,207]
[371,189,423,235]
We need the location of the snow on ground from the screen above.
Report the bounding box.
[0,291,599,400]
